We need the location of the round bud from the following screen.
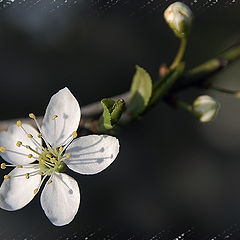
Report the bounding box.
[193,95,220,123]
[164,2,193,39]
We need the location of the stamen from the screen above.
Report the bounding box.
[0,163,36,169]
[47,174,53,184]
[16,141,22,147]
[1,163,6,169]
[39,157,46,164]
[52,115,58,120]
[24,145,41,156]
[28,134,33,139]
[60,153,72,162]
[10,169,39,179]
[4,175,10,180]
[59,146,63,152]
[45,161,55,168]
[29,113,36,119]
[34,174,48,195]
[28,114,53,152]
[61,133,76,152]
[72,131,78,139]
[0,147,6,153]
[46,154,52,159]
[19,124,43,152]
[50,158,57,163]
[38,171,44,176]
[47,180,53,184]
[16,121,22,127]
[28,154,33,158]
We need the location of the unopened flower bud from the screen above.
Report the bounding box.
[193,95,220,123]
[164,2,193,39]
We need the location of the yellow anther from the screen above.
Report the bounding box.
[0,147,6,153]
[17,165,23,168]
[50,158,57,163]
[4,175,10,180]
[37,133,42,138]
[66,153,71,159]
[59,146,63,152]
[46,154,52,158]
[29,113,36,119]
[25,173,30,179]
[47,180,53,184]
[1,163,6,169]
[27,134,33,139]
[39,158,46,164]
[16,120,22,127]
[72,131,78,139]
[52,115,58,120]
[38,171,44,176]
[34,189,38,195]
[28,154,33,158]
[16,141,22,147]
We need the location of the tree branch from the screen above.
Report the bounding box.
[0,44,240,132]
[0,92,130,131]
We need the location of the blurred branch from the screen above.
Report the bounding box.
[0,92,130,132]
[172,44,240,92]
[0,44,240,132]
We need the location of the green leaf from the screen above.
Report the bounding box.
[100,98,125,131]
[127,65,153,118]
[101,98,115,130]
[111,99,125,125]
[149,62,185,107]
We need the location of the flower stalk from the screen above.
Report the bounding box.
[170,38,187,69]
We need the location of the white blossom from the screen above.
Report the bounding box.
[164,2,193,39]
[193,95,220,123]
[0,87,119,226]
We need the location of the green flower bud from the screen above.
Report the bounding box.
[193,95,220,123]
[164,2,193,39]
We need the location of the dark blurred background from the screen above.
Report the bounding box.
[0,0,240,239]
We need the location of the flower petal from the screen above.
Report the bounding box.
[40,173,80,226]
[41,88,81,148]
[65,135,119,175]
[0,124,42,165]
[0,167,41,211]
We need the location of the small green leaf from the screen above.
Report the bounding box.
[127,65,153,118]
[100,98,125,131]
[101,98,115,130]
[111,99,125,125]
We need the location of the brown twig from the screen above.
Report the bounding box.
[0,44,240,132]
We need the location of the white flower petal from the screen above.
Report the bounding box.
[0,167,41,211]
[41,87,81,148]
[0,124,42,165]
[40,173,80,226]
[65,135,119,175]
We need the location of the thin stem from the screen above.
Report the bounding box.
[174,98,201,119]
[170,38,187,69]
[175,99,192,113]
[210,86,240,97]
[0,44,240,132]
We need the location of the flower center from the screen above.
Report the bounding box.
[38,148,67,175]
